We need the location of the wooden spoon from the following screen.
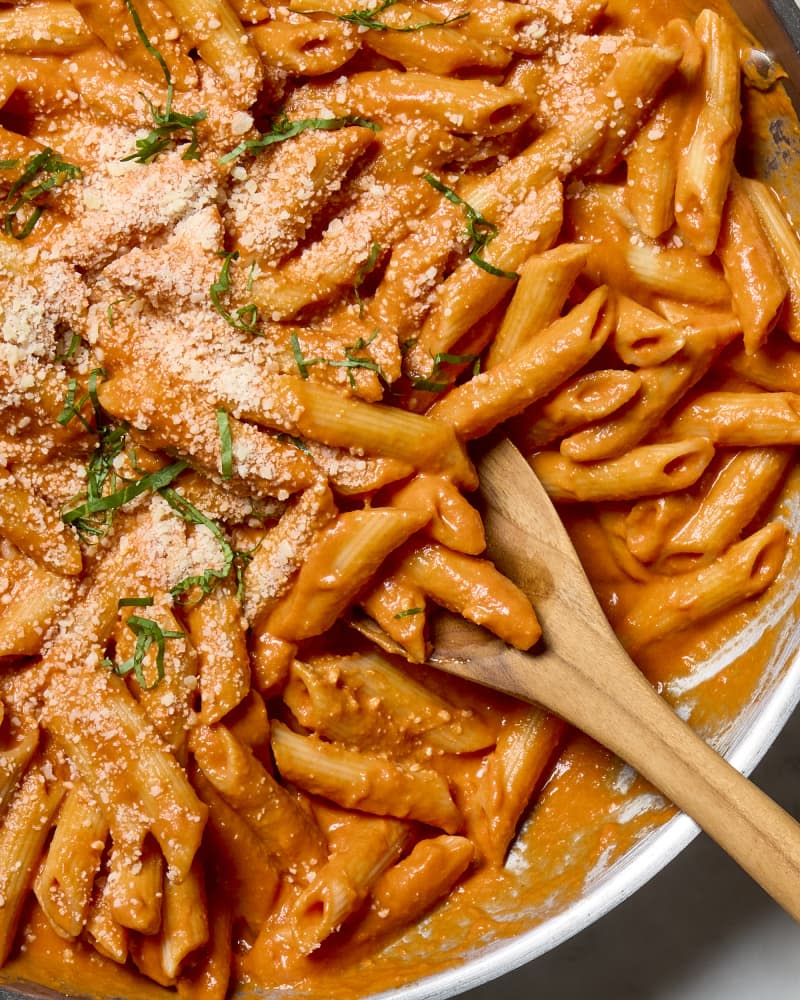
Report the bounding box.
[358,436,800,917]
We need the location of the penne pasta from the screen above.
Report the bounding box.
[717,173,787,353]
[674,8,742,254]
[619,522,788,651]
[34,782,108,940]
[531,438,715,503]
[347,834,475,945]
[271,720,462,832]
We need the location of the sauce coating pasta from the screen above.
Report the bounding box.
[0,0,797,997]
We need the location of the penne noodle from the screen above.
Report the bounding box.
[0,560,74,657]
[284,813,409,955]
[185,579,250,725]
[176,879,233,1000]
[741,176,800,343]
[248,18,358,76]
[468,707,565,866]
[360,569,428,663]
[271,720,462,832]
[717,173,787,353]
[0,723,39,819]
[284,651,495,754]
[511,369,643,453]
[674,8,741,254]
[266,507,430,641]
[398,542,541,650]
[619,522,788,651]
[160,0,263,103]
[670,390,800,445]
[34,781,108,940]
[725,335,800,394]
[0,2,92,54]
[361,14,510,75]
[84,873,130,965]
[428,286,613,439]
[320,70,531,136]
[106,838,164,935]
[531,437,715,503]
[0,758,66,964]
[485,243,590,368]
[384,473,485,555]
[348,835,475,945]
[613,296,686,367]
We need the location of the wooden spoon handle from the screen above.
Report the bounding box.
[500,642,800,919]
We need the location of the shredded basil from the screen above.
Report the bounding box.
[118,596,155,608]
[104,613,184,690]
[423,173,519,280]
[159,487,255,604]
[394,607,424,618]
[278,432,311,453]
[0,148,81,239]
[121,0,206,163]
[412,351,479,392]
[210,251,259,332]
[220,113,381,164]
[54,332,80,365]
[216,409,234,479]
[56,376,92,432]
[353,242,381,317]
[290,331,316,380]
[63,460,188,533]
[338,0,469,32]
[291,330,387,389]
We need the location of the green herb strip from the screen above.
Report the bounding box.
[338,0,469,32]
[353,242,381,317]
[291,330,387,389]
[118,596,155,608]
[55,332,81,363]
[220,113,381,164]
[58,376,251,602]
[121,0,207,163]
[104,613,184,690]
[210,251,259,332]
[0,148,82,239]
[62,460,188,529]
[394,607,424,618]
[159,487,254,604]
[278,433,311,453]
[56,377,92,432]
[216,409,234,479]
[411,350,479,393]
[423,173,519,280]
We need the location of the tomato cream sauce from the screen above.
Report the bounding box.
[4,1,800,998]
